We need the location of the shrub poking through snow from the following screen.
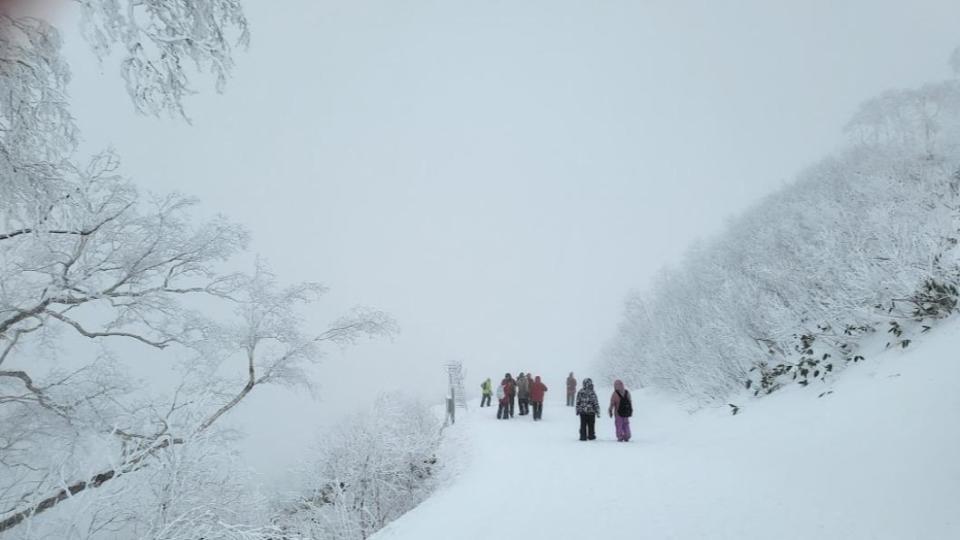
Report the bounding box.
[744,267,960,396]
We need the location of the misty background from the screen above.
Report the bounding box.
[52,0,960,485]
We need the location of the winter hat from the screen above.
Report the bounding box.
[583,378,593,389]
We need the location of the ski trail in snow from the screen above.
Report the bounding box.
[374,327,960,540]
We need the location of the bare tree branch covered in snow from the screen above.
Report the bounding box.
[76,0,250,117]
[0,166,398,534]
[2,0,248,210]
[0,14,76,228]
[601,47,960,401]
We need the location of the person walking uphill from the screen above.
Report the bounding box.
[575,378,600,441]
[608,379,632,442]
[566,372,577,407]
[517,373,531,416]
[530,376,548,421]
[480,378,493,408]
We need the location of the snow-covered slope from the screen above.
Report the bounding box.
[373,325,960,540]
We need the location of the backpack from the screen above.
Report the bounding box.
[616,390,632,418]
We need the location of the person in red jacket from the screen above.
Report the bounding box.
[500,373,516,419]
[501,373,517,418]
[496,381,509,420]
[529,375,548,421]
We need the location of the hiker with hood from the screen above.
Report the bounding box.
[566,372,577,407]
[496,380,509,420]
[608,379,632,442]
[480,378,493,407]
[530,375,548,421]
[575,378,600,441]
[501,373,516,418]
[516,372,531,416]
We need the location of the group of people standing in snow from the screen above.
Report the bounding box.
[481,371,633,442]
[481,372,549,420]
[571,375,633,442]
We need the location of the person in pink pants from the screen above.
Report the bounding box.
[608,379,632,442]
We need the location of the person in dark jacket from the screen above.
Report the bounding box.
[529,375,548,421]
[501,373,516,418]
[516,373,531,416]
[566,372,577,407]
[480,378,493,407]
[575,378,600,441]
[608,379,632,442]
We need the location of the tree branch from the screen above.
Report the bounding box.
[0,201,133,242]
[0,370,71,418]
[0,300,52,338]
[195,348,256,433]
[43,310,175,349]
[0,436,183,533]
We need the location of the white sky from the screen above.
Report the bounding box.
[56,0,960,483]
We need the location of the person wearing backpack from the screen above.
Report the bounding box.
[480,378,493,407]
[575,378,600,441]
[608,379,632,442]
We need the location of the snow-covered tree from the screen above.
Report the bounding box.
[276,394,442,540]
[600,48,960,401]
[1,1,398,536]
[75,0,249,118]
[0,167,397,535]
[1,0,249,208]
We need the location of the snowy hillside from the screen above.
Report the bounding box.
[373,325,960,540]
[601,57,960,400]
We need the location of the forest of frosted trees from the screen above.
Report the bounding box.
[601,48,960,401]
[0,2,440,538]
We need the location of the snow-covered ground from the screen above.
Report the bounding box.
[374,325,960,540]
